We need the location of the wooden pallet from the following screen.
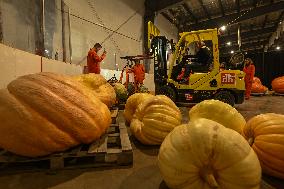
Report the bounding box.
[0,109,132,173]
[273,92,284,96]
[251,92,266,96]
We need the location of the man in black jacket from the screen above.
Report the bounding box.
[181,41,212,83]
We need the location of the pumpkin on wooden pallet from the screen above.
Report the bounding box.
[158,119,261,189]
[73,73,116,107]
[243,113,284,179]
[272,76,284,94]
[130,95,182,145]
[0,72,111,157]
[189,99,246,134]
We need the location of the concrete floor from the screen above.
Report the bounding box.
[0,96,283,189]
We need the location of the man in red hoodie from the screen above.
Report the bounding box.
[132,59,145,85]
[87,43,107,74]
[243,58,255,100]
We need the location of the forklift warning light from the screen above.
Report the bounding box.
[221,73,236,84]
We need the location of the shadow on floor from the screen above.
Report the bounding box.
[119,165,162,189]
[130,135,160,156]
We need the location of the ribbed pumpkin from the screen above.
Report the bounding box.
[158,119,261,189]
[123,93,153,123]
[253,77,261,84]
[272,76,284,94]
[113,83,128,103]
[0,72,111,157]
[243,113,284,179]
[252,77,268,93]
[73,73,116,107]
[130,95,182,145]
[189,100,246,133]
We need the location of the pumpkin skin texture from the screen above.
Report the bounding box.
[73,73,116,107]
[272,76,284,94]
[123,93,153,123]
[243,113,284,179]
[158,119,261,189]
[130,95,182,145]
[0,72,111,157]
[189,100,246,134]
[252,77,268,93]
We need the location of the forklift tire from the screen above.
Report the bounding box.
[214,91,235,107]
[158,86,177,102]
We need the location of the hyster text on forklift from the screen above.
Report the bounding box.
[147,21,246,107]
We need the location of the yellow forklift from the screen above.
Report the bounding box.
[147,21,245,106]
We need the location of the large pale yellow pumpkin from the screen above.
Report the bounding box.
[130,95,182,145]
[189,99,246,133]
[123,93,153,123]
[158,118,261,189]
[243,113,284,179]
[73,73,116,107]
[0,72,111,157]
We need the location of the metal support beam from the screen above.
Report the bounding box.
[0,2,3,43]
[144,0,156,73]
[188,1,284,30]
[253,0,257,8]
[198,0,211,19]
[35,0,45,56]
[61,0,66,62]
[218,0,225,17]
[219,26,275,44]
[182,3,198,24]
[161,12,174,24]
[220,40,266,52]
[236,0,240,14]
[266,10,284,51]
[146,0,184,13]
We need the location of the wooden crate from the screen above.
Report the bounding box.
[0,109,133,173]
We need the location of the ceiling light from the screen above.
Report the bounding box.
[276,46,280,50]
[220,25,226,31]
[230,50,234,54]
[226,41,231,46]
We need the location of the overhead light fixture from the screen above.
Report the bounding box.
[226,41,231,46]
[245,52,248,55]
[230,50,234,54]
[276,46,280,50]
[220,25,226,31]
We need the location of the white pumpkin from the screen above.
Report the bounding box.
[189,100,246,133]
[158,118,261,189]
[130,95,182,145]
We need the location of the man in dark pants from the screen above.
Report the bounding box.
[182,42,212,83]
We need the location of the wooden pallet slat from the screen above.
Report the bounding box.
[0,109,133,173]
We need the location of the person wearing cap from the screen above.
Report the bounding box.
[87,43,107,74]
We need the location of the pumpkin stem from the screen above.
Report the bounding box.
[248,138,254,146]
[205,174,219,188]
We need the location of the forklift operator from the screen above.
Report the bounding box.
[182,41,212,81]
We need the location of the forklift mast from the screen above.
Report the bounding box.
[147,21,172,93]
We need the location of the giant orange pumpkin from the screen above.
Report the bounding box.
[0,72,111,157]
[252,77,268,93]
[243,113,284,179]
[272,76,284,94]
